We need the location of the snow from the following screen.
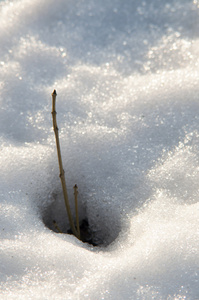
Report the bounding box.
[0,0,199,298]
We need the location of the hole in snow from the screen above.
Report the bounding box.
[42,191,120,247]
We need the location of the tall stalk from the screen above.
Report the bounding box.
[51,90,80,239]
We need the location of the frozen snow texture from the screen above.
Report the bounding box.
[0,0,199,299]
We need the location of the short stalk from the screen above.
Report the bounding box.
[74,184,80,239]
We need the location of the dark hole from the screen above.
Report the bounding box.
[42,191,120,247]
[42,192,104,246]
[52,217,100,246]
[66,219,99,246]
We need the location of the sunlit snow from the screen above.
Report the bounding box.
[0,0,199,299]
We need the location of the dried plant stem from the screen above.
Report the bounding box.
[74,184,80,239]
[51,90,79,239]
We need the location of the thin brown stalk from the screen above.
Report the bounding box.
[51,90,79,239]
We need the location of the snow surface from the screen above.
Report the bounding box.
[0,0,199,299]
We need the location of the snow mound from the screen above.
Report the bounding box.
[0,0,199,299]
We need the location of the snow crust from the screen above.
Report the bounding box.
[0,0,199,298]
